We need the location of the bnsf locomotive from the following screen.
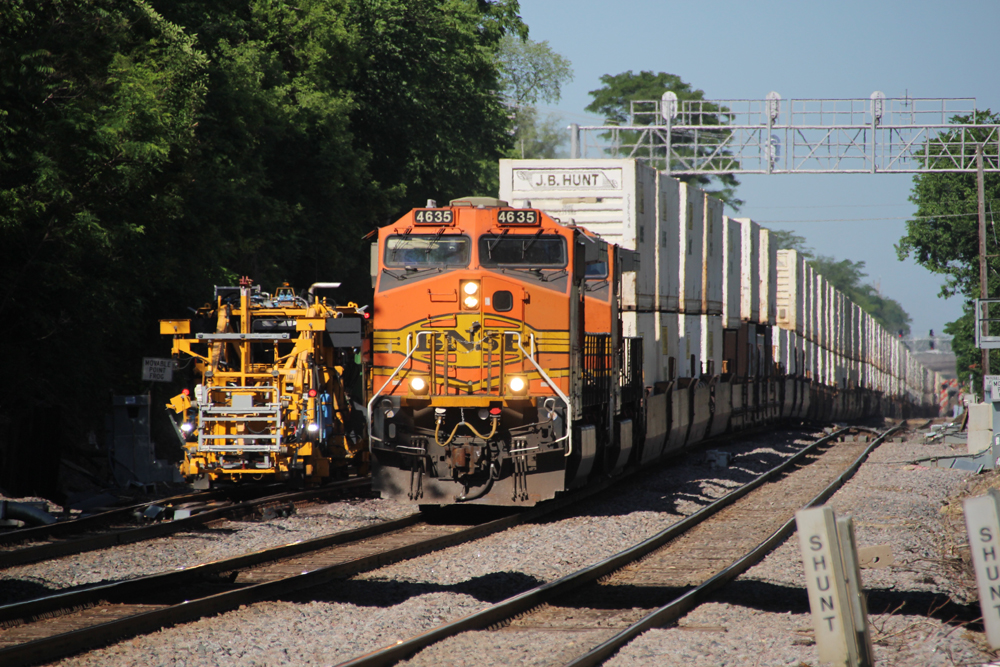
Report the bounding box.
[369,197,643,505]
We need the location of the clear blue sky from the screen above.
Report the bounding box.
[518,0,999,338]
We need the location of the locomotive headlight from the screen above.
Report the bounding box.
[307,423,319,433]
[181,422,194,433]
[409,376,429,395]
[461,281,480,310]
[508,376,528,395]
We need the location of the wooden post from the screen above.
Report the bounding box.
[836,516,874,667]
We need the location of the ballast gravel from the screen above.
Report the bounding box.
[0,498,416,605]
[3,424,990,666]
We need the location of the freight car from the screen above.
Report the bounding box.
[367,159,940,507]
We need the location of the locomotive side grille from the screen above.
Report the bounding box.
[582,333,613,408]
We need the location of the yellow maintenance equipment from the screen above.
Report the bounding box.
[161,280,371,488]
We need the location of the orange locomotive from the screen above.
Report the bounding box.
[368,197,642,506]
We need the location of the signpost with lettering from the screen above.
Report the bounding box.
[796,506,869,667]
[964,488,1000,648]
[141,358,174,383]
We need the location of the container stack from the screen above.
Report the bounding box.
[500,158,938,421]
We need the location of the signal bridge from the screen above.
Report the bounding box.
[569,94,1000,175]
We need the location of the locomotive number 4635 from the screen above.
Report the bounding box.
[414,209,454,224]
[497,209,538,225]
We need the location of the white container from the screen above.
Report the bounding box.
[678,313,702,378]
[734,218,760,323]
[701,314,723,375]
[656,311,680,382]
[622,310,660,388]
[656,175,681,312]
[499,158,658,311]
[758,227,778,325]
[772,326,788,374]
[678,182,705,313]
[776,249,805,334]
[703,193,724,315]
[802,264,814,344]
[721,217,742,329]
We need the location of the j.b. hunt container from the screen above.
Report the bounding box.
[500,159,725,386]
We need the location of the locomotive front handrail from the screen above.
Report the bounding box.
[515,333,574,457]
[367,331,434,446]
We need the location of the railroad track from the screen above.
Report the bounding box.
[0,424,868,666]
[0,478,371,569]
[0,462,643,666]
[337,423,900,667]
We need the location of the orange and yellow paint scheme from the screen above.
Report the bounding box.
[162,282,370,488]
[369,198,641,506]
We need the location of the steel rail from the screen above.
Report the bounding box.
[0,511,423,627]
[0,487,233,548]
[565,422,902,667]
[0,478,371,569]
[336,425,865,667]
[0,461,628,667]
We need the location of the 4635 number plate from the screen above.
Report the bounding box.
[414,209,454,224]
[497,209,538,225]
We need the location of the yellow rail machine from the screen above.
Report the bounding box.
[161,279,370,488]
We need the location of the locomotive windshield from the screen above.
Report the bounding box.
[385,235,470,268]
[479,234,566,267]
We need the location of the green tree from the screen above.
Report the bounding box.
[0,0,207,495]
[897,109,1000,386]
[346,0,523,214]
[586,70,742,209]
[152,0,372,298]
[495,34,573,159]
[509,108,568,159]
[0,0,529,496]
[153,0,526,300]
[767,230,813,258]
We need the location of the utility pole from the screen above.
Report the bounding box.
[980,144,990,377]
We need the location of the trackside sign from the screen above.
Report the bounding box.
[142,357,174,382]
[964,489,1000,648]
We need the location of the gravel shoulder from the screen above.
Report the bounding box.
[606,432,993,667]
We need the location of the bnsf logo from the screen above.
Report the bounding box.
[413,330,523,355]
